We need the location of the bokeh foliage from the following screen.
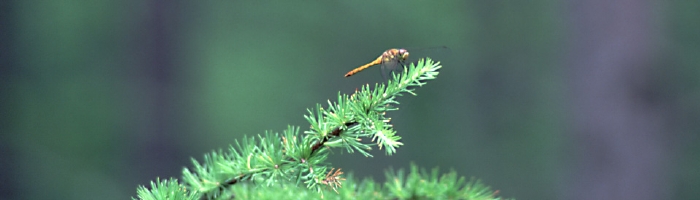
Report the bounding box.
[3,1,699,200]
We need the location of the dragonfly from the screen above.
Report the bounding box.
[344,48,410,78]
[345,46,447,79]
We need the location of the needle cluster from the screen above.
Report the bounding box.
[134,59,506,200]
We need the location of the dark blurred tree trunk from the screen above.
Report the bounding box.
[565,0,669,199]
[0,1,18,199]
[133,0,185,180]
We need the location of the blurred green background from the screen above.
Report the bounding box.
[2,1,698,199]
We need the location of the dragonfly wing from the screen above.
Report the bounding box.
[380,59,405,81]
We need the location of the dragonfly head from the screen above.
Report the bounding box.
[398,49,409,60]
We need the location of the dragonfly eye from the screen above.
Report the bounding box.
[400,50,409,60]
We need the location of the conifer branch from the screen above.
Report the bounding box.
[134,58,507,200]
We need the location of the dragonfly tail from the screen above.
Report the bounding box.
[345,57,382,77]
